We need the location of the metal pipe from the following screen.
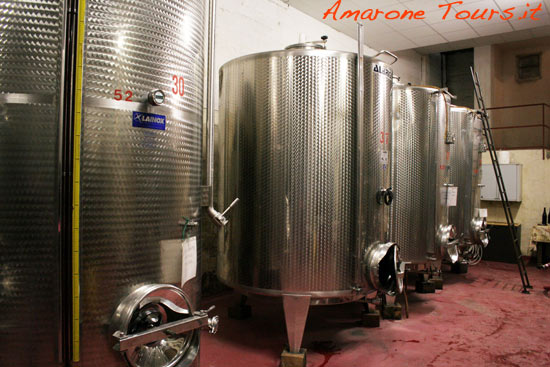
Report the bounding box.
[543,105,549,159]
[56,1,69,362]
[355,23,365,286]
[206,0,215,197]
[205,0,238,226]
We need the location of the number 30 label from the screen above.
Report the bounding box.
[172,75,185,96]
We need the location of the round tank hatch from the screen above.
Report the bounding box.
[285,43,325,50]
[111,284,217,367]
[286,36,328,50]
[364,243,404,296]
[472,217,489,247]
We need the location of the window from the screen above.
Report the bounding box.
[516,53,541,82]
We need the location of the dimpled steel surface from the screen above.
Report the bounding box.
[390,86,451,264]
[472,115,484,232]
[448,107,481,244]
[0,1,65,365]
[219,49,392,297]
[78,0,205,365]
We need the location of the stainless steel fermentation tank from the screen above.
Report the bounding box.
[448,106,488,252]
[219,34,404,354]
[0,0,218,366]
[390,85,458,264]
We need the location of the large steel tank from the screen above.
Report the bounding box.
[0,1,66,365]
[0,0,217,366]
[448,106,488,251]
[391,85,458,264]
[220,44,402,299]
[219,39,403,353]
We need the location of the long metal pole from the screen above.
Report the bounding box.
[56,0,70,363]
[355,23,365,286]
[206,0,238,226]
[542,104,545,160]
[206,0,216,206]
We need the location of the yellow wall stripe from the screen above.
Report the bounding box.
[72,0,86,362]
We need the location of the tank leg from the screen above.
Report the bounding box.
[429,268,444,290]
[451,261,469,274]
[401,271,410,318]
[415,272,436,293]
[281,348,307,367]
[281,294,310,367]
[228,294,252,320]
[381,294,402,320]
[361,302,381,328]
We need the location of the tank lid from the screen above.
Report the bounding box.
[285,42,326,50]
[400,84,444,93]
[450,105,477,112]
[286,36,328,50]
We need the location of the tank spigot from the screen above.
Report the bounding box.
[209,198,239,226]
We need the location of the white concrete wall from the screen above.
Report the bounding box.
[392,49,423,85]
[212,0,424,107]
[474,45,493,108]
[213,0,362,107]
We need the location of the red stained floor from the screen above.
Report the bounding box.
[200,261,550,367]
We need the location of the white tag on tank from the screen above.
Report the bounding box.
[479,208,488,218]
[181,236,197,287]
[380,150,389,165]
[160,239,183,284]
[447,187,458,207]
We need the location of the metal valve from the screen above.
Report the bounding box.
[376,187,394,206]
[446,132,456,144]
[479,142,488,153]
[194,305,219,334]
[148,89,166,106]
[320,35,328,48]
[208,315,219,334]
[210,198,240,227]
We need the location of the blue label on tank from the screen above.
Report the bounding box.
[132,111,166,131]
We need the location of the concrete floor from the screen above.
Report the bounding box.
[201,261,550,367]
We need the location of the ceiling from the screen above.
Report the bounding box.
[287,0,550,53]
